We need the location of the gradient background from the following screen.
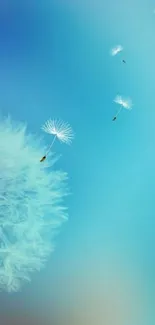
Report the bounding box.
[0,0,155,324]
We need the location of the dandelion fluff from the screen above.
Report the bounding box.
[114,95,132,110]
[112,95,133,121]
[111,45,123,56]
[42,119,74,145]
[40,119,74,162]
[0,116,68,292]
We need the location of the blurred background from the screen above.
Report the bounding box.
[0,0,155,324]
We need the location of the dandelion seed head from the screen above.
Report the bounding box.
[111,45,123,56]
[42,119,74,145]
[0,116,68,292]
[114,95,133,110]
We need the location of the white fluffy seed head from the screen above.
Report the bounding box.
[42,119,74,145]
[111,45,123,56]
[0,116,68,292]
[114,95,133,110]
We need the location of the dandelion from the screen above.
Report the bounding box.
[112,95,133,121]
[0,116,68,292]
[110,45,126,64]
[40,119,74,162]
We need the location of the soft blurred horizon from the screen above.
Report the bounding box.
[0,0,155,324]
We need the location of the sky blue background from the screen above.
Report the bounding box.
[0,0,155,324]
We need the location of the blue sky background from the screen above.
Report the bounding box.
[0,0,155,324]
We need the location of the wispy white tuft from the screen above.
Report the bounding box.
[111,45,123,56]
[42,119,74,145]
[0,116,68,292]
[114,95,133,110]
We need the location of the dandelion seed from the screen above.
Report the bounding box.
[112,95,133,121]
[0,116,68,292]
[110,45,126,64]
[40,119,74,162]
